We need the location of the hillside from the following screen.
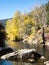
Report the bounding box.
[0,18,12,26]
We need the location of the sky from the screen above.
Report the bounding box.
[0,0,49,19]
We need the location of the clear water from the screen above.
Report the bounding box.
[0,60,12,65]
[0,40,49,65]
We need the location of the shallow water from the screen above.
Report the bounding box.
[0,40,49,65]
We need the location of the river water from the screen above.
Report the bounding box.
[0,40,49,65]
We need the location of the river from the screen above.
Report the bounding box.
[0,40,49,65]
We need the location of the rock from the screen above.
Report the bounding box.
[44,61,49,65]
[1,49,45,62]
[0,47,14,56]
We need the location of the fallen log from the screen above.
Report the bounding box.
[1,49,45,63]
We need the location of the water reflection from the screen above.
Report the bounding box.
[0,60,44,65]
[6,40,31,50]
[0,60,34,65]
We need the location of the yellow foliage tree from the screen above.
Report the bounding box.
[6,11,36,41]
[6,11,21,40]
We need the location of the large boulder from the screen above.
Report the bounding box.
[1,49,45,62]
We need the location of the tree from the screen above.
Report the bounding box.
[32,6,46,30]
[46,1,49,25]
[6,11,21,40]
[23,14,35,36]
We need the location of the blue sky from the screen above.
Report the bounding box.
[0,0,49,19]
